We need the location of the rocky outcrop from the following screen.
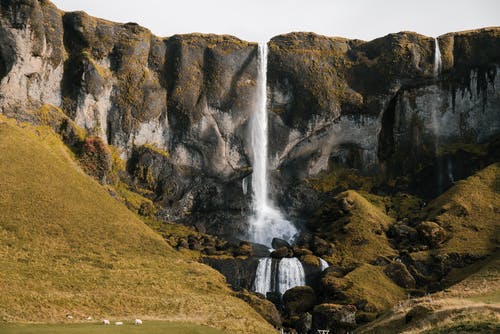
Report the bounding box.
[268,29,500,208]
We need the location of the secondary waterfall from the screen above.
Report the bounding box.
[277,258,306,295]
[248,42,298,246]
[253,257,306,296]
[319,258,330,271]
[433,38,442,77]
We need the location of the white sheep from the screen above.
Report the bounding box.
[102,319,110,325]
[115,321,123,326]
[134,319,143,325]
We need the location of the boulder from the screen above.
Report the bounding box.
[384,262,416,289]
[417,221,447,247]
[311,236,333,256]
[282,286,317,315]
[272,238,291,250]
[233,241,253,257]
[270,246,293,258]
[312,304,357,332]
[292,247,313,257]
[288,313,312,334]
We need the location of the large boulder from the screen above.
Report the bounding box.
[312,304,357,333]
[282,286,317,315]
[272,237,291,249]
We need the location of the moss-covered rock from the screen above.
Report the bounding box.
[384,262,417,289]
[312,303,357,332]
[320,264,406,314]
[282,286,317,315]
[416,221,447,247]
[309,190,397,267]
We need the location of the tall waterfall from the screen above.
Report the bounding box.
[432,37,444,192]
[253,257,306,296]
[248,42,298,246]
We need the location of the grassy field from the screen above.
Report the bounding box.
[0,116,275,334]
[0,321,225,334]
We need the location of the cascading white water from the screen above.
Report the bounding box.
[319,258,330,271]
[253,257,273,295]
[277,258,306,295]
[248,42,298,246]
[433,38,442,77]
[254,257,306,295]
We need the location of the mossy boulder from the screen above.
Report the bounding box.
[282,286,317,315]
[312,303,357,332]
[384,261,417,289]
[270,246,293,258]
[417,221,447,247]
[300,254,321,267]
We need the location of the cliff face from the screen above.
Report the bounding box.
[0,0,499,236]
[0,0,257,236]
[267,29,500,212]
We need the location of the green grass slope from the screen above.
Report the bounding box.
[0,117,275,334]
[424,163,500,256]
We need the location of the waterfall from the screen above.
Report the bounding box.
[253,258,273,295]
[319,258,330,271]
[248,42,298,246]
[434,38,442,77]
[277,258,306,295]
[432,37,443,192]
[254,257,306,296]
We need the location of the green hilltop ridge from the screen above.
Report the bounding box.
[0,116,275,334]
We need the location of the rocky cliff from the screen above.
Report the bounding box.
[0,0,499,237]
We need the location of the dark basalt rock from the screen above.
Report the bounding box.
[272,237,291,250]
[202,257,259,291]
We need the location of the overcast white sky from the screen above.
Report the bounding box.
[52,0,499,42]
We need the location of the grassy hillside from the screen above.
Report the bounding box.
[424,163,500,256]
[0,116,275,333]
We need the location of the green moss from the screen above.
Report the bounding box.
[142,143,170,158]
[437,142,489,156]
[322,264,406,313]
[424,163,500,256]
[316,190,397,267]
[306,167,375,193]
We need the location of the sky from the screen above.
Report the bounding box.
[51,0,500,42]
